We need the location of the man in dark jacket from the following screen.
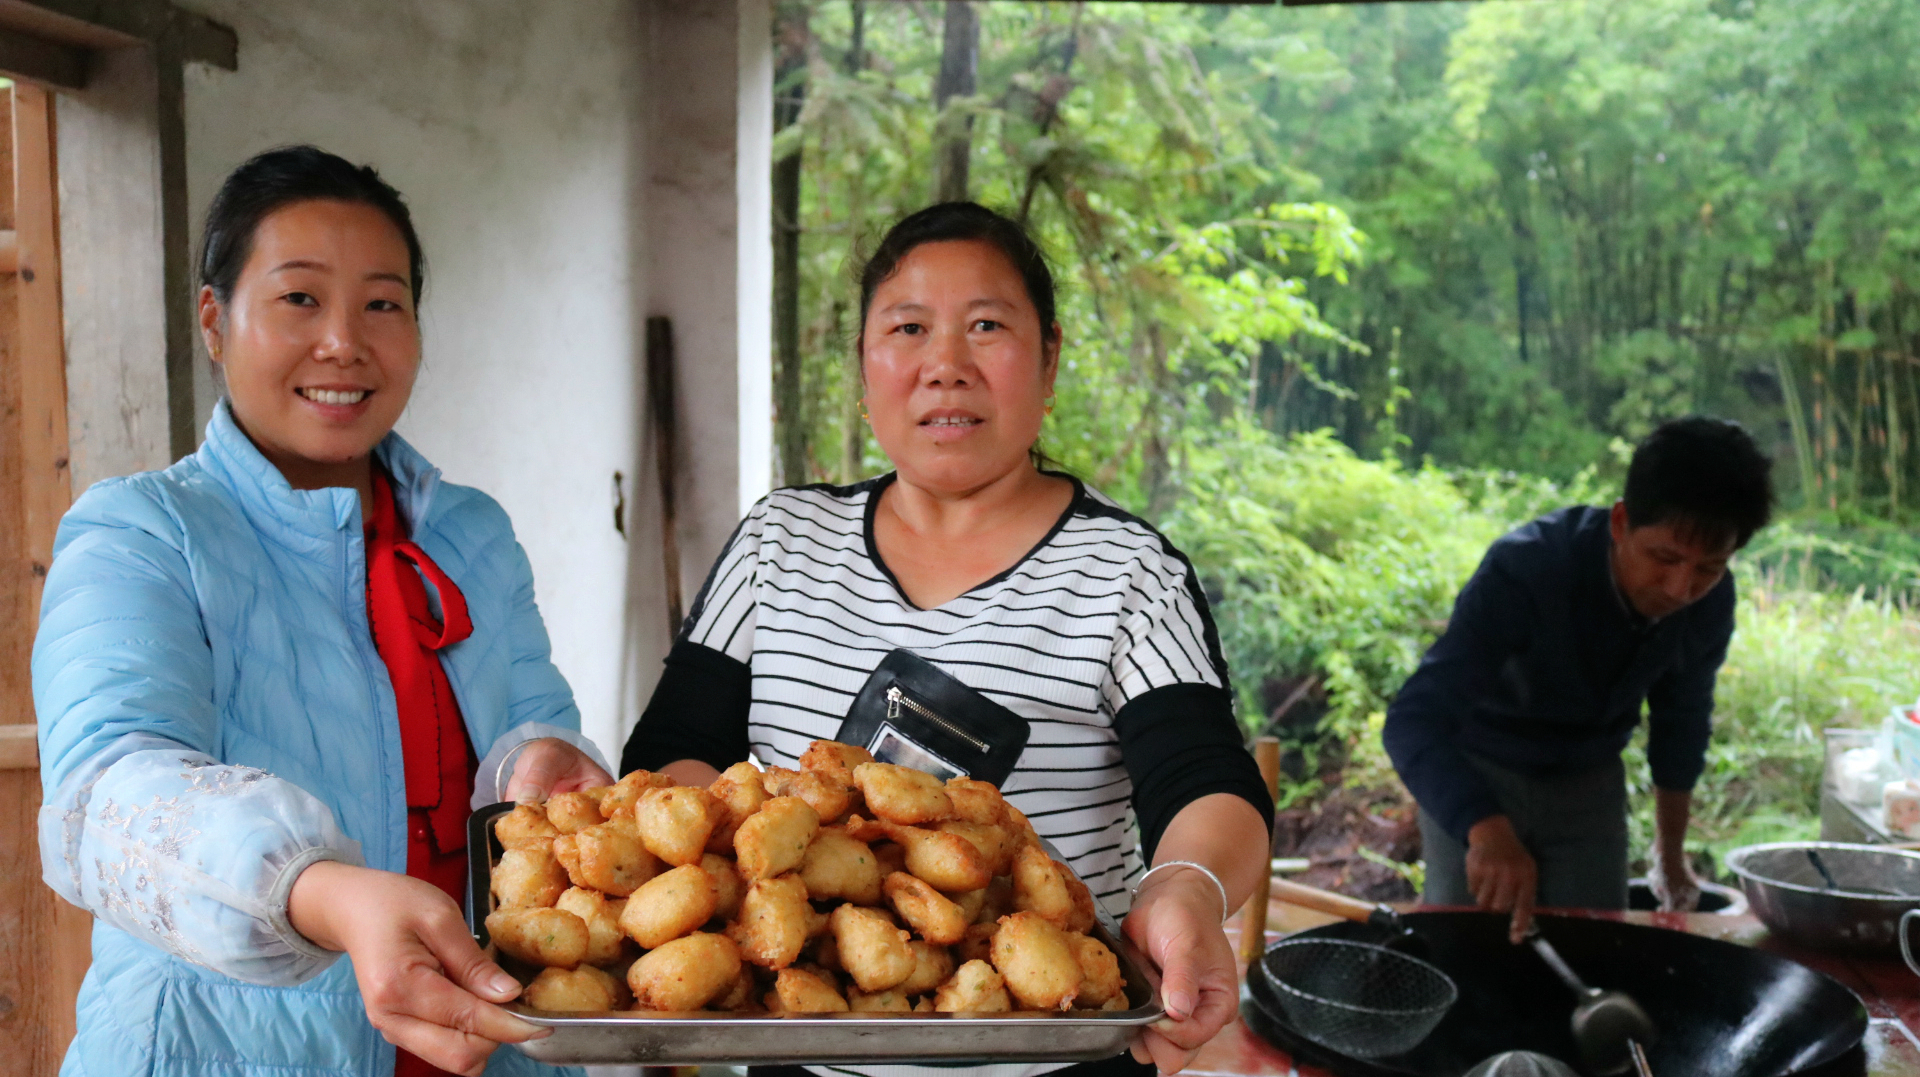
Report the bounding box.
[1384,417,1774,942]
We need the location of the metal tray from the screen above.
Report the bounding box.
[467,801,1166,1065]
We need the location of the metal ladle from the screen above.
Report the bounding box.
[1525,926,1657,1076]
[1807,847,1902,897]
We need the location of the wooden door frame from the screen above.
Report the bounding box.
[0,6,236,1067]
[0,78,88,1075]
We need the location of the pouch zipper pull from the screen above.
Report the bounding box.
[885,685,991,753]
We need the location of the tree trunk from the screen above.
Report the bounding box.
[1142,322,1176,520]
[847,0,866,74]
[933,1,978,203]
[840,1,868,484]
[1017,8,1083,223]
[772,3,809,486]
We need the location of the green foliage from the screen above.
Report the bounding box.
[794,0,1920,514]
[1742,518,1920,596]
[1162,426,1494,734]
[1165,427,1920,876]
[1253,0,1920,512]
[783,2,1367,506]
[784,2,1920,873]
[1158,424,1611,785]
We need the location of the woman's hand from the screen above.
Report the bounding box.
[505,737,614,803]
[288,860,549,1075]
[1122,869,1239,1074]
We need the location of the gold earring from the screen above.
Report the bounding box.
[1043,395,1056,417]
[859,400,871,423]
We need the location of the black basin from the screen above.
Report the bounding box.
[1243,911,1867,1077]
[1624,878,1747,915]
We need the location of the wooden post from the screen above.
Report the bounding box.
[1238,736,1282,964]
[2,81,89,1074]
[13,82,66,580]
[645,316,683,634]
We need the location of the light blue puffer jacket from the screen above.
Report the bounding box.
[35,401,593,1077]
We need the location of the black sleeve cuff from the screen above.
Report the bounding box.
[1114,682,1274,861]
[620,640,752,775]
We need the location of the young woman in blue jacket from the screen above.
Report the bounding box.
[34,146,609,1077]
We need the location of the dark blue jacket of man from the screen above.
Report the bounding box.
[1383,505,1734,843]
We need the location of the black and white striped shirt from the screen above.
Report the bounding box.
[626,473,1264,918]
[622,475,1268,1077]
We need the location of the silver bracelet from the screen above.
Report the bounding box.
[496,740,540,804]
[1134,860,1231,923]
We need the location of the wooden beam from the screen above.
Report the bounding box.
[164,4,235,71]
[0,2,235,71]
[3,79,88,1071]
[1238,736,1283,964]
[0,1,234,72]
[0,24,83,88]
[0,722,33,769]
[0,0,136,51]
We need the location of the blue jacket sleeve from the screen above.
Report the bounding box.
[471,530,608,804]
[1643,579,1734,793]
[35,481,363,986]
[1382,552,1533,843]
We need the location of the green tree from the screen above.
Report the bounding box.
[1260,0,1920,516]
[782,2,1365,515]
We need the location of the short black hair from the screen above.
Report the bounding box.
[199,145,425,307]
[856,201,1058,351]
[1623,416,1774,550]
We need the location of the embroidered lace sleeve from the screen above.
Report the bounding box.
[39,737,362,985]
[35,499,363,987]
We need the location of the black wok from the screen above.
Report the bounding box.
[1243,911,1867,1077]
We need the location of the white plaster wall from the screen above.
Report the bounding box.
[180,0,649,761]
[631,0,774,669]
[735,0,774,515]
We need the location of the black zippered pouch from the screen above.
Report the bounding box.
[837,648,1030,787]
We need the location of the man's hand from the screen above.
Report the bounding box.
[1124,869,1240,1074]
[288,861,548,1075]
[1647,851,1701,912]
[505,737,614,803]
[1651,786,1700,911]
[1466,814,1538,944]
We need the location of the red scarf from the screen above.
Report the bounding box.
[365,469,477,1077]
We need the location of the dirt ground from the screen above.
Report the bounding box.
[1271,783,1422,902]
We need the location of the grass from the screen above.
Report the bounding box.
[1625,573,1920,876]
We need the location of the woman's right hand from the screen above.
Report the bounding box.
[288,860,549,1075]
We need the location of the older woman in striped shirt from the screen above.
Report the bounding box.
[622,202,1271,1077]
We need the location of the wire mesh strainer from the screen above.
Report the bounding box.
[1257,937,1458,1059]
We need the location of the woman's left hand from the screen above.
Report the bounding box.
[1122,868,1240,1074]
[504,737,613,803]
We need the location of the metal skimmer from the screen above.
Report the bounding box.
[1258,937,1458,1059]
